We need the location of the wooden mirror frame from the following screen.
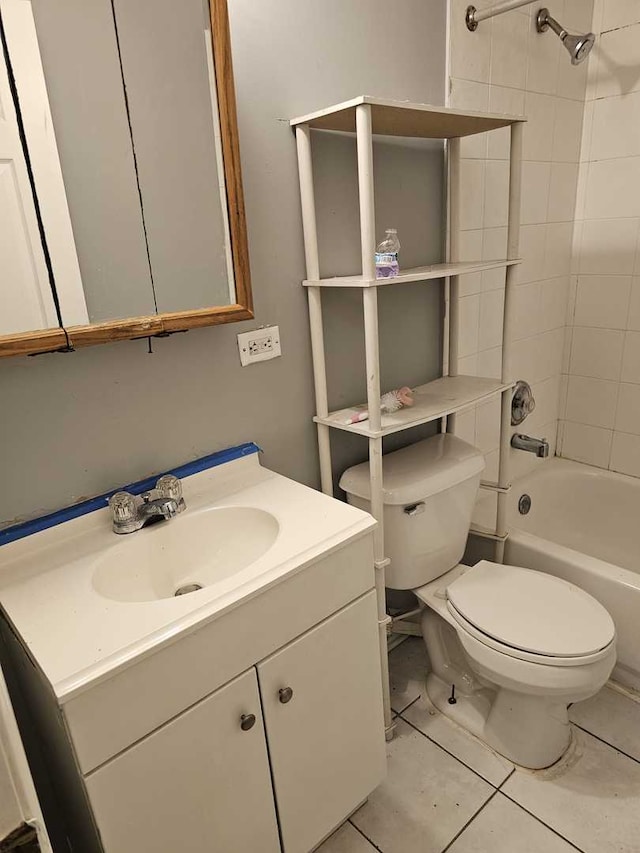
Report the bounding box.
[0,0,252,359]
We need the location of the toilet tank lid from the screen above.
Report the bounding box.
[339,434,485,505]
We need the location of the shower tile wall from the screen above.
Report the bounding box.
[559,0,640,476]
[448,0,592,491]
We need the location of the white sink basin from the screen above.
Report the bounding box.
[92,507,279,602]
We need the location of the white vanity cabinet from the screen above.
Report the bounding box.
[85,668,281,853]
[258,592,384,853]
[84,591,383,853]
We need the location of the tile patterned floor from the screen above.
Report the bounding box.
[317,638,640,853]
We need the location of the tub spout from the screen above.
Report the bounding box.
[511,433,550,458]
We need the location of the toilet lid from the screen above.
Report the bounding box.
[447,561,615,658]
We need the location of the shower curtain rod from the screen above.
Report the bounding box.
[466,0,537,31]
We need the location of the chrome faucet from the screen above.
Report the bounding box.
[108,474,186,534]
[510,433,550,458]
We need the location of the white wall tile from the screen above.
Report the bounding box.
[557,47,590,102]
[518,224,547,283]
[595,24,640,99]
[614,382,640,434]
[521,162,552,224]
[601,0,640,31]
[451,79,490,159]
[565,375,619,428]
[552,98,584,163]
[511,283,541,341]
[540,276,570,331]
[490,9,529,90]
[544,222,573,278]
[573,275,632,329]
[487,86,525,160]
[458,294,481,358]
[523,92,556,161]
[484,161,510,228]
[564,0,596,32]
[454,407,476,444]
[584,157,640,220]
[590,92,640,161]
[535,328,565,381]
[570,326,624,379]
[477,345,502,378]
[610,430,640,476]
[460,160,486,230]
[547,163,579,223]
[526,11,560,96]
[450,0,492,83]
[627,278,640,329]
[458,353,478,376]
[578,219,640,275]
[562,421,613,467]
[479,289,504,350]
[621,330,640,382]
[475,397,501,452]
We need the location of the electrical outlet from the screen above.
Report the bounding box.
[237,326,281,367]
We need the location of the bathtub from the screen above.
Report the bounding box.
[499,458,640,692]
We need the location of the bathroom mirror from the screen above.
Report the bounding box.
[0,0,252,358]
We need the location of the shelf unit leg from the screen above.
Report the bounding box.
[296,125,335,496]
[356,104,394,738]
[495,121,524,562]
[446,137,461,435]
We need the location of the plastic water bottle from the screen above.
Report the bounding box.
[375,229,401,279]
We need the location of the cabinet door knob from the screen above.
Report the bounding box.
[279,687,294,704]
[240,713,256,731]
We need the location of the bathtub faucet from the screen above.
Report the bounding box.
[510,433,550,458]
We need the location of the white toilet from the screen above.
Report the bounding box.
[340,434,616,769]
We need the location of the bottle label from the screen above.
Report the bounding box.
[375,251,399,278]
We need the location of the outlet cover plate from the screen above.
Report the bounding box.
[237,326,281,367]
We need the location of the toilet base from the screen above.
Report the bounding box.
[426,671,572,769]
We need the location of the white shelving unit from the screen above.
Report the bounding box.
[291,95,525,740]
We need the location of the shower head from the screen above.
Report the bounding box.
[536,8,595,65]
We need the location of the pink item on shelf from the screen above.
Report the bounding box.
[340,387,414,425]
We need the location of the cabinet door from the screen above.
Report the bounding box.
[258,591,386,853]
[85,668,280,853]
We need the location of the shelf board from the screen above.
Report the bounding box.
[315,375,513,438]
[304,259,521,288]
[290,96,525,139]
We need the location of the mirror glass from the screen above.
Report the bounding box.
[1,0,240,340]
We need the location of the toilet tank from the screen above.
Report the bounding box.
[339,434,485,590]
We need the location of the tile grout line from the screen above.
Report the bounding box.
[347,818,384,852]
[571,722,640,766]
[399,712,512,789]
[439,787,501,853]
[498,789,587,853]
[392,694,421,717]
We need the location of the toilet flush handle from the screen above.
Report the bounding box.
[404,502,425,517]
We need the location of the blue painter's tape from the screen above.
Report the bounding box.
[0,442,261,548]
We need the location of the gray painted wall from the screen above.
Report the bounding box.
[0,0,447,528]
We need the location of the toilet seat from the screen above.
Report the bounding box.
[445,561,616,666]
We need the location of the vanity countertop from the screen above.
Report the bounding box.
[0,454,375,703]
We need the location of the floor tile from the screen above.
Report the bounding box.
[314,821,377,853]
[570,685,640,763]
[351,720,494,853]
[402,694,514,786]
[388,637,429,714]
[446,793,578,853]
[502,728,640,853]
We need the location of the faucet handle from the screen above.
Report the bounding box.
[156,474,185,510]
[109,491,137,525]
